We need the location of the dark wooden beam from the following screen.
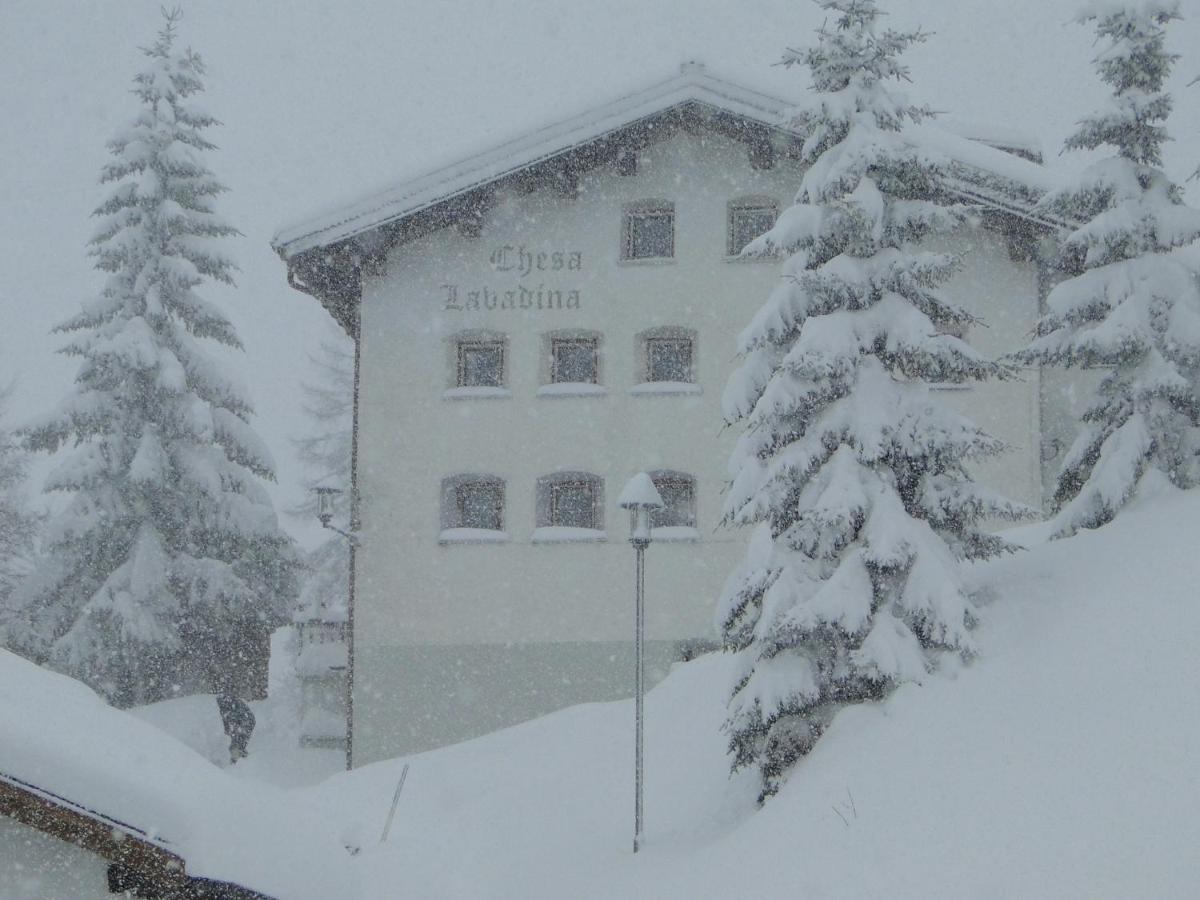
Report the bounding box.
[749,136,774,170]
[453,186,496,238]
[616,148,637,177]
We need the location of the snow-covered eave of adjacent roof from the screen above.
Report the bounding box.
[273,62,795,259]
[272,64,1063,262]
[0,649,351,900]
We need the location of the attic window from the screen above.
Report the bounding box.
[623,201,674,260]
[728,198,778,256]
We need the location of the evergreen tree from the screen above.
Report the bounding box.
[0,387,38,641]
[10,10,297,706]
[291,331,353,624]
[1012,1,1200,537]
[717,0,1027,800]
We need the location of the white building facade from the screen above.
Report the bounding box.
[275,66,1070,766]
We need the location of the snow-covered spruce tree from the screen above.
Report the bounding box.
[11,11,297,706]
[1011,2,1200,537]
[717,0,1028,801]
[291,332,353,624]
[0,389,38,643]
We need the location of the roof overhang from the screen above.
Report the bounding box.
[272,63,1065,335]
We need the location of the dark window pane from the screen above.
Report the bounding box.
[647,338,692,383]
[551,339,597,383]
[729,205,777,255]
[457,482,503,530]
[627,211,674,259]
[650,477,694,528]
[459,342,503,387]
[550,481,596,529]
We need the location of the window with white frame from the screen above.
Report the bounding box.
[440,475,505,532]
[537,472,603,530]
[649,471,696,529]
[623,200,674,260]
[456,336,505,388]
[727,197,778,256]
[550,335,599,384]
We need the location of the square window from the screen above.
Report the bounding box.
[550,480,596,529]
[551,338,598,384]
[458,341,504,388]
[646,337,693,383]
[650,477,694,529]
[624,209,674,259]
[456,481,503,531]
[728,204,778,255]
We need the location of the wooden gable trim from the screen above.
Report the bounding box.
[285,100,802,335]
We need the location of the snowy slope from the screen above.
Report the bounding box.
[309,482,1200,899]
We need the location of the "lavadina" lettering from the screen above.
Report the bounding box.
[443,284,582,312]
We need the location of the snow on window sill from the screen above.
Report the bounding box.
[723,253,778,263]
[530,527,608,544]
[629,381,702,396]
[617,256,676,266]
[537,383,608,398]
[439,528,511,544]
[443,386,511,400]
[650,526,700,542]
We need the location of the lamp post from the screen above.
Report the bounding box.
[618,473,664,854]
[314,486,356,543]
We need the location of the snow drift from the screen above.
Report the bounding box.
[313,481,1200,898]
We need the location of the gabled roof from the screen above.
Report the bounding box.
[272,63,1065,334]
[272,62,797,259]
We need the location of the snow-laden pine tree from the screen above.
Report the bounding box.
[10,11,297,706]
[1012,2,1200,537]
[0,388,38,642]
[291,332,354,625]
[717,0,1028,800]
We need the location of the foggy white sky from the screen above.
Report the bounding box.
[2,0,1197,548]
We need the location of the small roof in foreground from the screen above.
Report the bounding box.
[0,650,351,899]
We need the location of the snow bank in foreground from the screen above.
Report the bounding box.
[312,484,1200,899]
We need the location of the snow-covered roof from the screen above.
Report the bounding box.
[272,62,1056,263]
[0,650,351,899]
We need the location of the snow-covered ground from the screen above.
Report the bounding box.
[307,482,1200,898]
[6,485,1199,898]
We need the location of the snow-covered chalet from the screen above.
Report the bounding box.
[273,63,1080,766]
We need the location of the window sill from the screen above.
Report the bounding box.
[650,526,700,542]
[617,257,676,267]
[531,527,608,544]
[723,253,778,264]
[439,528,510,544]
[629,381,702,396]
[537,383,608,398]
[443,386,511,400]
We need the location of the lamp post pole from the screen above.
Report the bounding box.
[633,529,647,854]
[618,472,663,856]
